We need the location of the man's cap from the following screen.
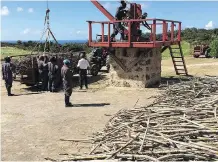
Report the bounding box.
[5,56,11,62]
[63,59,70,64]
[142,12,148,18]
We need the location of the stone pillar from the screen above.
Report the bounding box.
[108,47,161,88]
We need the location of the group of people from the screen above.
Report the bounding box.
[1,52,91,107]
[37,55,59,92]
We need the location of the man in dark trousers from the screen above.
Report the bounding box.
[43,55,49,91]
[2,56,15,96]
[48,56,59,92]
[38,55,49,91]
[38,55,44,90]
[110,0,127,42]
[61,59,73,107]
[77,52,90,90]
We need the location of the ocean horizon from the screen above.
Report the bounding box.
[1,40,87,45]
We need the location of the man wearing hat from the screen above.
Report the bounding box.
[2,56,15,96]
[61,59,73,107]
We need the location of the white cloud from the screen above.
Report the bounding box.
[17,7,23,12]
[28,8,34,13]
[1,6,9,16]
[76,30,87,35]
[21,28,42,35]
[205,21,213,29]
[22,28,31,34]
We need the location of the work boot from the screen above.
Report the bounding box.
[7,87,14,96]
[65,102,73,107]
[65,95,73,107]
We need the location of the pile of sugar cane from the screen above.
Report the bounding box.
[51,76,218,161]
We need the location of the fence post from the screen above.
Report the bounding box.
[162,21,166,42]
[101,23,104,42]
[153,20,156,44]
[178,22,181,41]
[108,22,110,47]
[128,21,131,47]
[88,21,92,45]
[171,22,174,42]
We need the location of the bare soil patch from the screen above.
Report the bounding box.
[1,57,218,161]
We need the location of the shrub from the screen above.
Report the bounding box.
[209,38,218,58]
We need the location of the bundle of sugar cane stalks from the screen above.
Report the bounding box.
[48,76,218,161]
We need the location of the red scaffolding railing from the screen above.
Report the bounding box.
[87,18,182,48]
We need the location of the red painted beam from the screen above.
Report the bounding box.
[90,0,114,20]
[87,19,181,23]
[178,22,181,41]
[89,41,181,48]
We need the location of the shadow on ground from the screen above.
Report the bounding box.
[146,75,194,88]
[16,72,206,93]
[160,75,193,85]
[12,92,44,96]
[69,103,110,108]
[19,73,108,93]
[72,73,108,88]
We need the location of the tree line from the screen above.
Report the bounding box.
[1,27,218,57]
[1,40,92,53]
[181,28,218,57]
[141,28,218,44]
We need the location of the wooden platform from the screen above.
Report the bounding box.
[87,18,182,48]
[89,40,180,48]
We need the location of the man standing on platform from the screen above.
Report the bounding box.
[110,0,127,42]
[77,52,90,90]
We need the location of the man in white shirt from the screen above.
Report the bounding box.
[77,52,90,89]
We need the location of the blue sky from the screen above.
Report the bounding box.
[1,1,218,41]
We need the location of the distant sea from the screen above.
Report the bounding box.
[1,40,87,45]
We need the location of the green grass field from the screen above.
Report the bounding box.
[1,41,192,60]
[1,47,32,59]
[162,41,191,59]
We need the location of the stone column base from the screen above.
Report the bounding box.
[108,48,161,88]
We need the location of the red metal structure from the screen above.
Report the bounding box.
[87,19,181,48]
[89,0,181,48]
[88,0,188,75]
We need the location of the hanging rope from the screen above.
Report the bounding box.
[47,0,49,10]
[31,0,62,56]
[30,27,47,55]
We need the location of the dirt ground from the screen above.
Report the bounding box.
[1,57,218,161]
